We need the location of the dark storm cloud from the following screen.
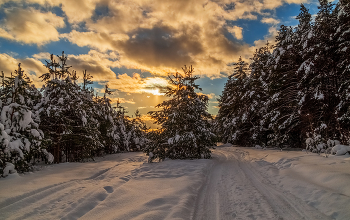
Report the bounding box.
[118,25,203,68]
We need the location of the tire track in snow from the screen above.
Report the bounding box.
[0,155,146,220]
[193,146,332,220]
[233,148,332,220]
[0,163,121,212]
[193,149,277,220]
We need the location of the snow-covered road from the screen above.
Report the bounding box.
[1,145,350,219]
[194,147,332,220]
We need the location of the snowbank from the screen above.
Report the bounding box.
[2,162,16,177]
[331,145,350,156]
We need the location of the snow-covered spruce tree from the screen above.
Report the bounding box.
[265,24,303,148]
[217,45,272,147]
[127,109,148,151]
[246,43,273,147]
[296,0,340,146]
[94,84,118,154]
[38,52,102,162]
[146,66,215,161]
[335,0,350,144]
[95,92,131,153]
[0,64,52,177]
[216,56,251,145]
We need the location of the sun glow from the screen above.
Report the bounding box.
[149,88,162,96]
[139,77,169,96]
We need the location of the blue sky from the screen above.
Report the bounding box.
[0,0,326,125]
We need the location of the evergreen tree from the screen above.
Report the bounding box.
[128,109,148,151]
[38,52,102,162]
[266,24,302,148]
[335,0,350,144]
[0,64,51,177]
[146,66,215,161]
[216,57,250,145]
[296,0,339,147]
[246,43,273,147]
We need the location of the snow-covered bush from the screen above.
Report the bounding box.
[331,145,350,156]
[305,134,325,153]
[305,131,343,157]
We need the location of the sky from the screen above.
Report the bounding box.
[0,0,326,126]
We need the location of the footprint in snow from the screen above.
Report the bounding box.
[103,186,114,193]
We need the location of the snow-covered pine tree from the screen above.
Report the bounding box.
[246,43,273,147]
[38,52,102,162]
[94,88,131,153]
[114,102,130,152]
[216,56,250,145]
[0,64,52,177]
[146,65,215,161]
[296,0,340,149]
[128,109,148,151]
[95,84,117,154]
[266,24,302,148]
[335,0,350,144]
[217,44,272,147]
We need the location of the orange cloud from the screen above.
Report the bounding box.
[0,0,311,80]
[59,0,308,78]
[0,8,64,45]
[31,51,171,95]
[227,26,243,40]
[109,97,136,105]
[261,17,280,25]
[0,53,47,88]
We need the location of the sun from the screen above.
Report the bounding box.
[140,77,169,96]
[149,88,162,96]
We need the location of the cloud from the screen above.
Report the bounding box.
[33,50,172,95]
[107,73,171,96]
[61,30,129,52]
[109,73,144,94]
[0,53,47,87]
[59,0,310,77]
[198,92,216,99]
[59,0,100,24]
[0,53,19,75]
[0,0,100,24]
[65,50,120,82]
[0,0,312,79]
[261,17,280,25]
[0,52,172,112]
[251,26,279,52]
[227,26,243,40]
[109,97,136,105]
[0,7,65,45]
[141,77,169,95]
[58,0,257,77]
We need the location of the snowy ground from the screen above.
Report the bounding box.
[1,144,350,220]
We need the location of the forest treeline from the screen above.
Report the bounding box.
[216,0,350,152]
[0,52,215,176]
[0,52,149,176]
